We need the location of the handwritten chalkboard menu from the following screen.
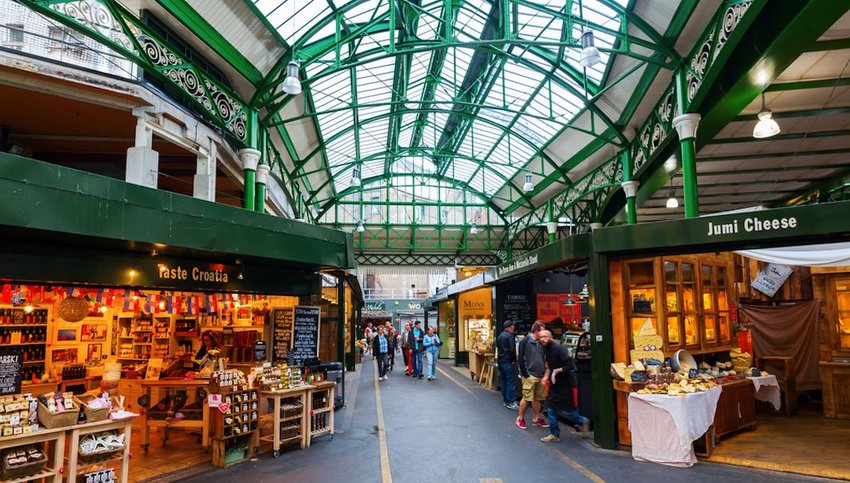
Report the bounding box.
[253,340,267,362]
[503,294,532,334]
[290,306,321,366]
[272,307,294,363]
[0,350,23,395]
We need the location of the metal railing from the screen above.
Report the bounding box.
[363,288,430,300]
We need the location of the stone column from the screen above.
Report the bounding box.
[238,148,260,211]
[126,108,159,188]
[193,140,217,202]
[255,163,270,213]
[672,113,701,218]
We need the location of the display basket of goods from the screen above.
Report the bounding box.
[37,392,80,429]
[74,393,111,423]
[1,445,47,480]
[280,422,300,440]
[77,431,125,465]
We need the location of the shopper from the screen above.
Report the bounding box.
[497,321,519,410]
[423,326,442,380]
[365,323,374,356]
[516,320,548,430]
[400,322,412,375]
[408,320,425,379]
[384,322,396,371]
[372,326,390,380]
[539,330,589,442]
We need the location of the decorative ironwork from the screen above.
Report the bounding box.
[50,0,136,53]
[715,2,752,61]
[355,253,500,267]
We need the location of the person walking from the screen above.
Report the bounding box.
[384,322,396,372]
[400,322,412,375]
[540,330,590,441]
[497,321,519,410]
[423,326,442,380]
[372,326,390,381]
[364,323,374,356]
[408,320,425,379]
[516,320,548,430]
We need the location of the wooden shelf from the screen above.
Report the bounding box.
[73,451,125,471]
[4,468,58,482]
[0,324,48,328]
[23,360,45,364]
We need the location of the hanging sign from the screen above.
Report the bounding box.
[0,350,23,395]
[290,306,321,366]
[751,263,793,297]
[536,294,581,326]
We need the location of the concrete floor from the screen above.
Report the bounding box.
[171,356,840,483]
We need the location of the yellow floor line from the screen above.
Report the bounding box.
[436,366,474,396]
[548,447,606,483]
[374,367,393,483]
[709,454,850,480]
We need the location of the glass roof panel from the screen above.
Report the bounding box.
[253,0,331,45]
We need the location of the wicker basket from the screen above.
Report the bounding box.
[0,447,47,480]
[281,401,303,419]
[37,399,80,429]
[74,395,110,423]
[78,448,123,466]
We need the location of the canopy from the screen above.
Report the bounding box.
[735,242,850,267]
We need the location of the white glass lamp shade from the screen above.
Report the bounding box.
[350,166,361,187]
[579,31,601,68]
[356,221,365,233]
[523,172,534,192]
[752,110,780,139]
[282,61,302,95]
[666,195,679,209]
[470,223,478,234]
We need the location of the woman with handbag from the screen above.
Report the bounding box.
[423,326,442,381]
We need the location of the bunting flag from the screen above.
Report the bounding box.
[11,286,22,305]
[186,296,194,315]
[96,288,105,304]
[175,295,183,314]
[1,285,11,304]
[209,295,217,313]
[144,295,152,313]
[167,296,174,314]
[123,289,132,311]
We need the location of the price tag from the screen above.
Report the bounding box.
[217,403,230,414]
[208,394,222,408]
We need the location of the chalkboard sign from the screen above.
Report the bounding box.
[271,307,294,363]
[290,306,320,366]
[253,340,267,362]
[0,350,23,395]
[503,294,532,334]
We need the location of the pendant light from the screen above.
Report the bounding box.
[579,30,601,68]
[578,283,589,300]
[752,93,780,139]
[470,223,478,235]
[666,184,679,209]
[351,166,361,187]
[356,220,365,233]
[523,172,534,193]
[282,60,302,95]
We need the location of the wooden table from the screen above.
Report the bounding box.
[66,417,135,483]
[306,382,335,447]
[258,386,312,457]
[0,426,65,483]
[140,379,210,452]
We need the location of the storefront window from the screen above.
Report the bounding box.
[836,282,850,350]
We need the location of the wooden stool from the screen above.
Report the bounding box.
[757,356,797,417]
[480,361,497,390]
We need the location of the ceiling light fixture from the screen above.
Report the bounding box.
[579,30,601,68]
[356,220,365,233]
[282,60,302,95]
[470,223,478,235]
[666,176,679,209]
[351,166,361,187]
[753,93,780,139]
[523,172,534,193]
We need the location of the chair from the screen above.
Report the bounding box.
[756,356,797,417]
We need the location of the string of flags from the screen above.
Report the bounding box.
[0,284,266,314]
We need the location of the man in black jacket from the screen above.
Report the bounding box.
[496,321,518,410]
[539,330,589,442]
[372,326,390,380]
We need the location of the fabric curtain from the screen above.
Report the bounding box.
[740,300,821,390]
[735,242,850,267]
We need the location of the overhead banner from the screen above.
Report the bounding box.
[536,294,581,325]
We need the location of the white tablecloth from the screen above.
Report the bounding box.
[628,387,722,467]
[749,375,781,411]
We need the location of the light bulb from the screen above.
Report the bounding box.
[579,31,601,68]
[351,166,361,187]
[99,306,109,314]
[357,221,365,233]
[23,305,33,313]
[666,195,679,209]
[282,61,302,95]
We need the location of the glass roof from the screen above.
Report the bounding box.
[254,0,633,222]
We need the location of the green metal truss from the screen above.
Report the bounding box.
[18,0,254,144]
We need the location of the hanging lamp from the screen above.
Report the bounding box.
[351,166,361,187]
[752,93,780,139]
[356,220,365,233]
[579,30,601,68]
[282,60,302,95]
[523,172,534,193]
[470,223,479,235]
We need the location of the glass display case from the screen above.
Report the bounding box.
[464,317,491,352]
[626,260,659,344]
[835,279,850,351]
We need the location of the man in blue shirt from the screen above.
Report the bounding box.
[496,321,518,410]
[407,320,425,379]
[372,326,390,381]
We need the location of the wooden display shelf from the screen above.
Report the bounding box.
[65,417,135,483]
[0,324,48,328]
[4,469,59,483]
[140,379,211,451]
[0,426,65,483]
[306,382,335,446]
[258,386,312,457]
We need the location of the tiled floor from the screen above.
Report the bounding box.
[126,427,211,482]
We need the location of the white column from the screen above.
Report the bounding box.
[125,107,159,188]
[621,180,639,199]
[193,140,218,201]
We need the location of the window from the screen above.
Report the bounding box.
[47,26,67,50]
[6,24,23,44]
